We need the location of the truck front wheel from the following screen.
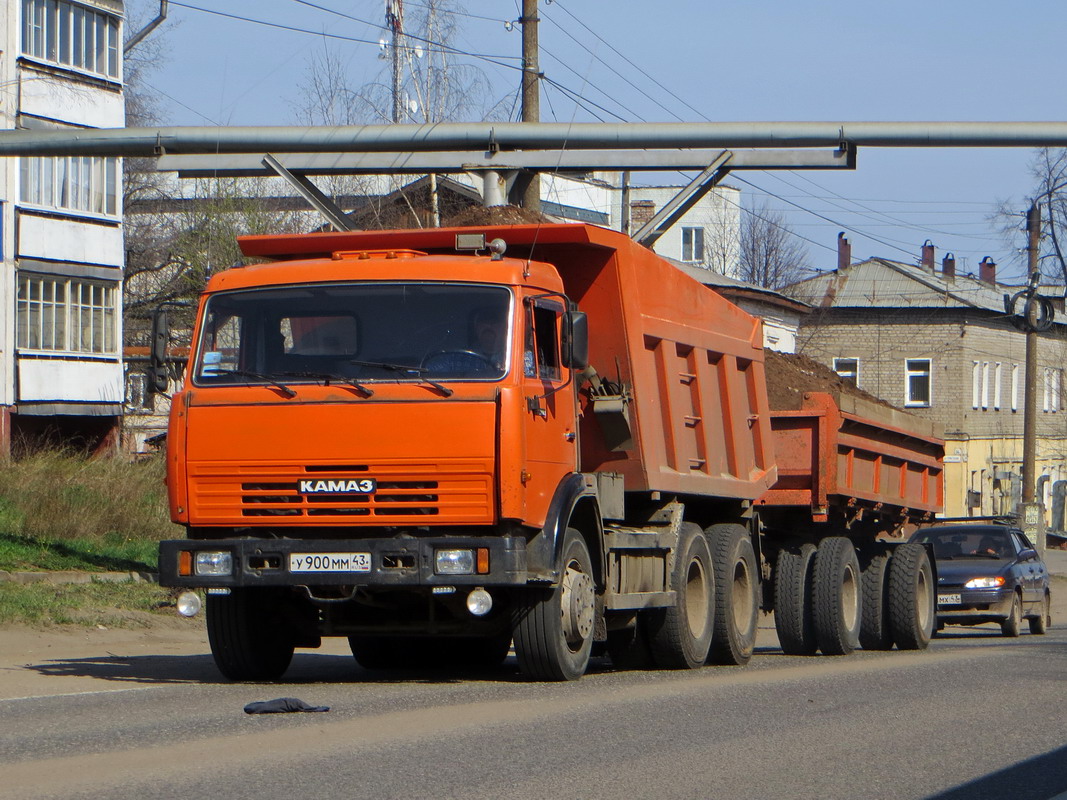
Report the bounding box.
[707,523,759,666]
[644,522,715,669]
[514,528,595,681]
[206,589,295,681]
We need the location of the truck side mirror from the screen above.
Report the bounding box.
[561,310,589,371]
[147,308,170,394]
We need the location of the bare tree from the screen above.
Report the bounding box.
[737,202,810,289]
[1005,148,1067,285]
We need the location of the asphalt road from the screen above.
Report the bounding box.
[2,620,1066,800]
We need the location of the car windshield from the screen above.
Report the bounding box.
[193,282,512,386]
[911,528,1015,560]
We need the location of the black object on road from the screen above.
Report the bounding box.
[243,697,330,714]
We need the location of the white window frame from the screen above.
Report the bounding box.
[20,155,119,217]
[905,358,932,407]
[980,361,990,409]
[971,361,980,409]
[681,226,704,263]
[20,0,121,80]
[1011,363,1019,412]
[17,273,118,356]
[833,357,860,387]
[993,362,1002,410]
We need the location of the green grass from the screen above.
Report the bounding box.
[0,451,180,573]
[0,580,181,628]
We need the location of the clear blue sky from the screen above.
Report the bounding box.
[126,0,1067,283]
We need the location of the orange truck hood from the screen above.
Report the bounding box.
[180,397,498,527]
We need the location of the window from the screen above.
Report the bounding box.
[17,274,117,355]
[21,0,121,80]
[972,361,980,409]
[1011,363,1019,412]
[525,302,561,381]
[20,155,119,216]
[905,358,931,407]
[980,362,990,409]
[833,357,859,386]
[993,362,1002,410]
[681,226,704,263]
[1043,367,1062,413]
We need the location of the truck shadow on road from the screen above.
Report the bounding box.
[926,742,1067,800]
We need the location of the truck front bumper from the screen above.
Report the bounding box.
[158,536,528,589]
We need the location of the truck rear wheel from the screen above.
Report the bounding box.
[206,589,295,681]
[774,543,818,655]
[644,523,715,669]
[813,537,862,655]
[707,523,758,666]
[887,542,934,650]
[514,528,595,681]
[859,551,895,651]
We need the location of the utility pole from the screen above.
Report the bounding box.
[387,0,404,124]
[1020,202,1046,554]
[519,0,541,212]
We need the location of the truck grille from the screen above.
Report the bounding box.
[188,462,494,525]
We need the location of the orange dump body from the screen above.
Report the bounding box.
[760,392,944,525]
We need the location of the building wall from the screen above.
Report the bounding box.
[799,307,1067,522]
[4,0,126,453]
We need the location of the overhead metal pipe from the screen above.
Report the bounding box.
[8,121,1067,157]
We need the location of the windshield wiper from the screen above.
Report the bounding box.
[212,369,296,398]
[278,371,374,397]
[350,360,453,397]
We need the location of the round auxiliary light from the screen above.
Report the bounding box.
[466,588,493,616]
[176,591,203,618]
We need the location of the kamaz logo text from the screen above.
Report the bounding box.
[298,479,377,494]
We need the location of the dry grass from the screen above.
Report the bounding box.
[0,450,180,545]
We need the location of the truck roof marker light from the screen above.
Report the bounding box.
[331,249,426,260]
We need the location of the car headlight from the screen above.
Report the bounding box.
[964,576,1005,589]
[435,549,475,575]
[194,551,233,577]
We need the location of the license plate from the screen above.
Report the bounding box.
[290,552,371,573]
[938,593,962,606]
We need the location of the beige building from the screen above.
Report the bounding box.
[787,240,1067,530]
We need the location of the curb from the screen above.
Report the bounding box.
[0,570,159,585]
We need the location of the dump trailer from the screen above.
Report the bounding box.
[157,223,943,681]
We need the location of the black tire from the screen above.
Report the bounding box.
[859,551,895,651]
[1002,593,1022,637]
[605,621,655,670]
[707,523,759,666]
[1029,593,1051,635]
[206,589,295,681]
[813,537,862,656]
[887,543,935,650]
[774,543,818,656]
[514,528,595,681]
[348,635,422,670]
[644,523,716,669]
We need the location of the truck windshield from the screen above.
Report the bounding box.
[193,283,512,386]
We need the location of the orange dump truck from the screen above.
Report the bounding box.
[157,223,943,681]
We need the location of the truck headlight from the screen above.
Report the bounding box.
[964,576,1005,589]
[194,551,233,577]
[435,549,474,575]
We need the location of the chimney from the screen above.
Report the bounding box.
[629,200,655,228]
[921,239,935,272]
[837,232,851,271]
[979,256,997,285]
[942,252,956,279]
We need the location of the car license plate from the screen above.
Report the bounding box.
[290,552,371,573]
[938,592,962,606]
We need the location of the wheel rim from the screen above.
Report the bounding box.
[841,562,859,631]
[561,558,595,650]
[915,565,932,632]
[731,558,754,630]
[685,557,710,637]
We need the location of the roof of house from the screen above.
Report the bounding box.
[672,261,812,315]
[784,256,1027,313]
